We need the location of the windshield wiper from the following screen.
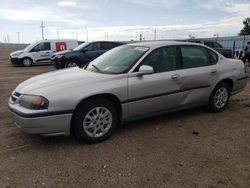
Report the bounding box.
[91,64,101,72]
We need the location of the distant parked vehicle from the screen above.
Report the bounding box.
[9,39,79,67]
[51,41,124,69]
[187,39,233,58]
[9,41,247,143]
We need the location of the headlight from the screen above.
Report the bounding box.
[56,54,64,59]
[19,95,49,110]
[11,52,23,57]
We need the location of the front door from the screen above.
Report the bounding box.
[127,46,185,118]
[84,42,103,62]
[30,42,51,63]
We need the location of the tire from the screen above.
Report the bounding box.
[22,58,33,67]
[64,60,79,68]
[207,82,231,113]
[72,98,118,144]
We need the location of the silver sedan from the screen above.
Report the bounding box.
[8,41,248,143]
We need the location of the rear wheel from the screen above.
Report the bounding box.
[207,82,231,112]
[22,58,33,67]
[65,60,79,68]
[72,98,118,144]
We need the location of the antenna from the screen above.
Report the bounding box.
[40,21,45,40]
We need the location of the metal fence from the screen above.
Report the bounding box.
[0,43,29,49]
[202,35,250,56]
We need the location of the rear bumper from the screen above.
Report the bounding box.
[8,104,72,136]
[232,76,248,94]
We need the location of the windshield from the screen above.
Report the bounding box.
[85,45,149,74]
[24,41,39,51]
[73,42,89,51]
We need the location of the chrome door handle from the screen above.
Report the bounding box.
[211,69,217,74]
[171,74,180,80]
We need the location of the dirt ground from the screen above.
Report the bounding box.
[0,49,250,188]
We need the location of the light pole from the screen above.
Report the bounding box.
[85,26,88,42]
[17,32,20,43]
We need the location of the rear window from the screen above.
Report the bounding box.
[208,49,218,64]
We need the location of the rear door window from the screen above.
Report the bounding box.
[181,46,211,68]
[86,43,101,51]
[101,42,118,50]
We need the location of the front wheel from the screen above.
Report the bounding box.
[65,60,79,68]
[207,82,231,113]
[72,98,118,144]
[22,58,33,67]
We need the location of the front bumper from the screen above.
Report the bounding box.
[53,58,65,69]
[10,57,22,64]
[9,104,72,136]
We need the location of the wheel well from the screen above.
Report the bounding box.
[217,79,233,91]
[22,57,33,63]
[70,94,122,135]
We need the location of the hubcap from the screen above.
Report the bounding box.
[23,59,31,66]
[83,107,112,138]
[214,87,228,109]
[67,62,77,68]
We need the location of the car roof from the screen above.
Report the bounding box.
[126,41,205,49]
[89,41,125,44]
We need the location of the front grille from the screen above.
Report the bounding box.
[11,92,21,103]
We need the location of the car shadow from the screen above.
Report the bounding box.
[29,106,208,148]
[115,106,208,135]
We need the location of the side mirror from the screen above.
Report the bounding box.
[138,65,154,76]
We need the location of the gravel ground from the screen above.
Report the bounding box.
[0,49,250,188]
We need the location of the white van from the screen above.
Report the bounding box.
[10,39,79,67]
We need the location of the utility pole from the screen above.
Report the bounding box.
[75,28,78,40]
[154,29,156,40]
[7,34,10,43]
[17,32,20,43]
[57,31,59,39]
[40,21,45,40]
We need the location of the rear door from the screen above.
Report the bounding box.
[128,46,185,117]
[177,45,218,105]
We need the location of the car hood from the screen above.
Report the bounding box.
[15,67,118,94]
[10,50,25,56]
[53,50,72,56]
